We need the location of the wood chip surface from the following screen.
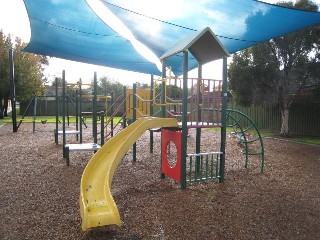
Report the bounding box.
[0,123,319,240]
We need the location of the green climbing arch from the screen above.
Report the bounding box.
[225,109,265,173]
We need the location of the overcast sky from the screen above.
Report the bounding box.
[0,0,319,85]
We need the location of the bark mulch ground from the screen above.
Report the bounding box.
[0,123,319,240]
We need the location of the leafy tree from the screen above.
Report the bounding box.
[13,38,48,101]
[153,82,183,101]
[228,0,320,137]
[0,31,48,118]
[135,82,150,89]
[0,31,12,118]
[229,45,280,106]
[94,76,124,98]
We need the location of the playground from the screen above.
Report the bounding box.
[2,1,319,239]
[0,122,319,239]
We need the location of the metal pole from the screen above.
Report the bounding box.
[132,83,137,162]
[75,84,79,141]
[196,63,202,171]
[62,70,67,158]
[150,74,154,153]
[100,111,104,145]
[79,80,83,143]
[9,48,17,132]
[161,59,166,118]
[181,51,188,189]
[93,72,98,144]
[110,91,114,137]
[122,86,127,128]
[174,77,177,113]
[160,60,167,179]
[219,56,228,183]
[33,96,37,133]
[55,77,59,144]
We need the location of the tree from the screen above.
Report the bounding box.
[228,0,320,136]
[94,76,124,98]
[0,31,48,118]
[14,38,48,101]
[135,82,150,89]
[0,31,12,118]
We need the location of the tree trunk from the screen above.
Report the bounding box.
[0,97,3,119]
[280,106,290,137]
[3,98,8,116]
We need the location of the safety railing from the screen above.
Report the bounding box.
[186,151,222,182]
[153,76,223,128]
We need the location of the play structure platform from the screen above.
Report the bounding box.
[79,28,264,231]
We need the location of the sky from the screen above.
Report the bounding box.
[0,0,319,86]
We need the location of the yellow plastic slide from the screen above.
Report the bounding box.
[80,117,178,230]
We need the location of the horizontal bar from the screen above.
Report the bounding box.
[187,176,220,182]
[187,151,223,157]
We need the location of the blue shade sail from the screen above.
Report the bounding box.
[23,0,161,75]
[23,0,320,76]
[103,0,320,75]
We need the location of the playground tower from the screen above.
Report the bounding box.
[159,27,229,188]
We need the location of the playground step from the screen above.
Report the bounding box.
[64,143,101,166]
[65,143,101,152]
[149,128,161,132]
[57,130,80,135]
[54,130,81,145]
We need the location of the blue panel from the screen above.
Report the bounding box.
[23,0,161,75]
[23,0,320,77]
[104,0,320,75]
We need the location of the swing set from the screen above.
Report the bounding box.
[16,95,52,132]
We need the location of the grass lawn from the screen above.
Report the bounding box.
[0,115,122,125]
[1,115,319,145]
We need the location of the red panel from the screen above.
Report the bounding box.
[161,129,182,182]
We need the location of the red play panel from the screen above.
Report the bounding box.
[161,129,182,182]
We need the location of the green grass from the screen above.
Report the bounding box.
[293,137,320,145]
[0,116,13,124]
[270,135,320,145]
[257,129,320,145]
[0,116,122,125]
[201,127,320,145]
[1,116,319,145]
[257,130,274,138]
